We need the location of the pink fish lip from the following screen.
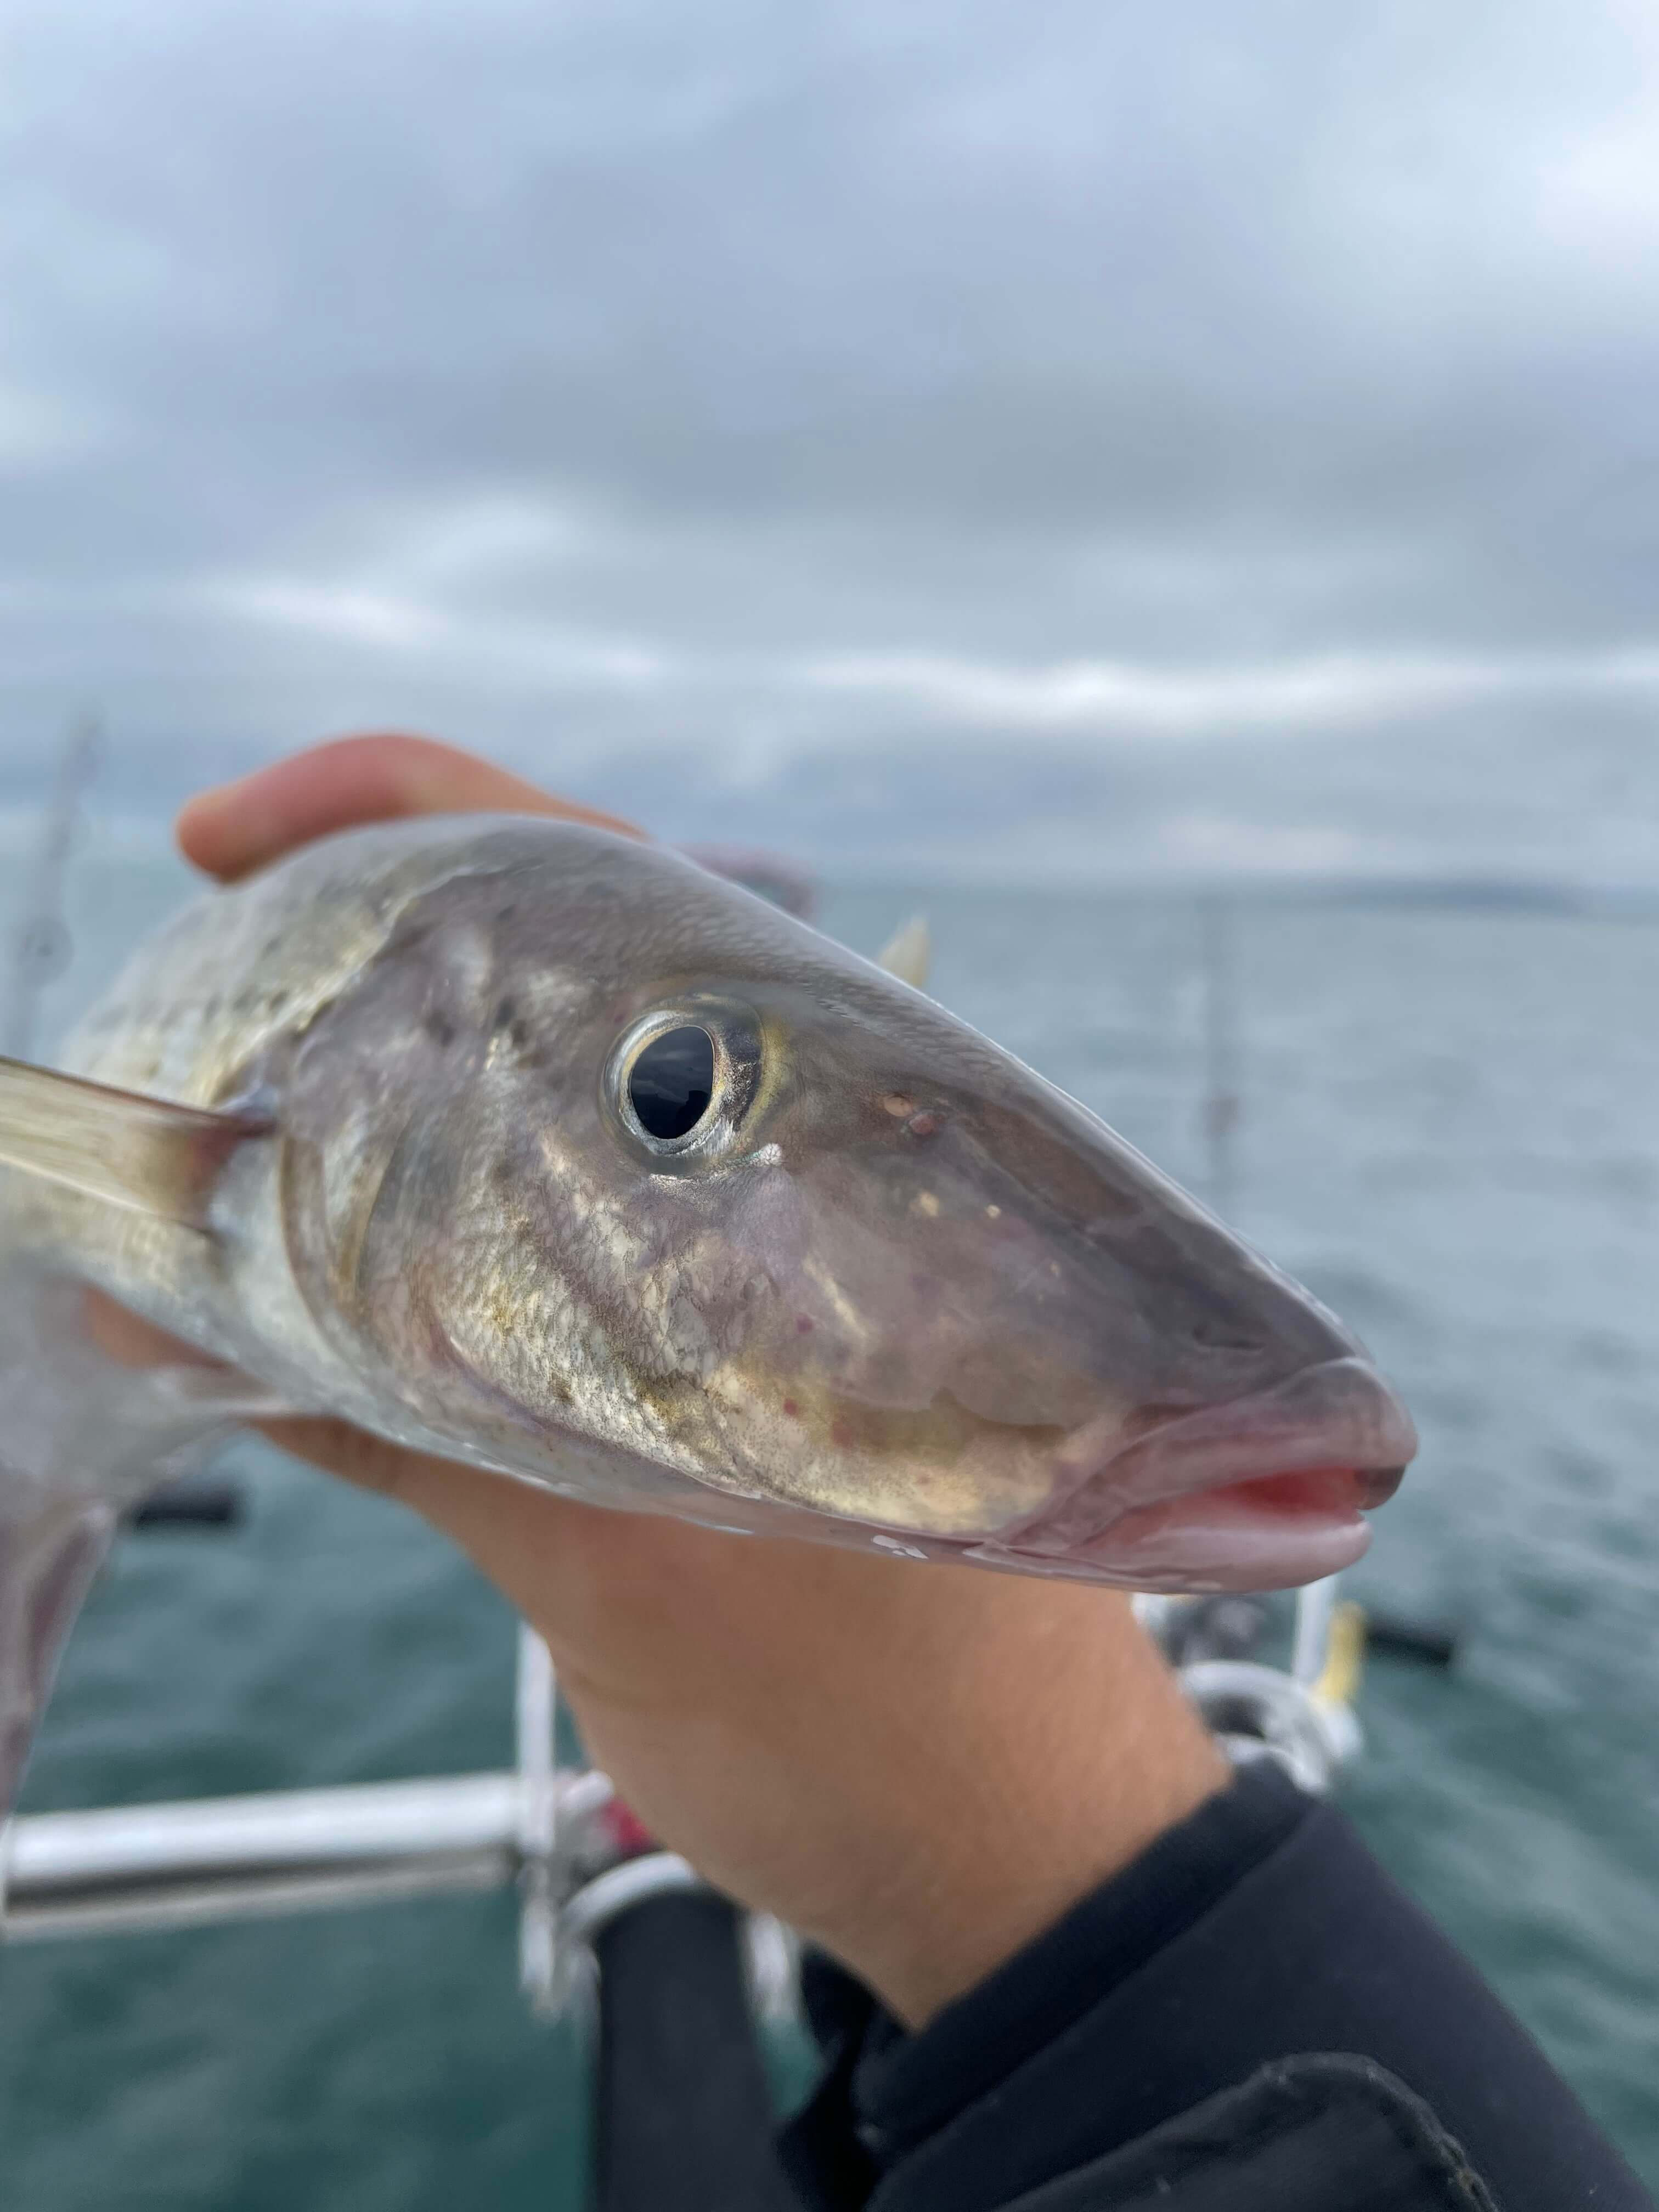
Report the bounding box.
[979,1357,1417,1587]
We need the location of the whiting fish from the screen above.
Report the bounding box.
[0,817,1415,1810]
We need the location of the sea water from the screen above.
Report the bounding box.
[1,856,1655,2204]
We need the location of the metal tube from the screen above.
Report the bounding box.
[1,1769,613,1942]
[1291,1572,1342,1686]
[516,1624,562,2013]
[562,1853,704,1946]
[3,1853,515,1943]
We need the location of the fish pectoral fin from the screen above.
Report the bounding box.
[0,1266,295,1816]
[0,1056,270,1228]
[873,915,932,990]
[0,1496,115,1819]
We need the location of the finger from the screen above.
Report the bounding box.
[255,1407,700,1592]
[177,732,644,883]
[251,1408,817,1668]
[256,1412,469,1506]
[75,1284,513,1539]
[80,1284,223,1370]
[253,1413,614,1651]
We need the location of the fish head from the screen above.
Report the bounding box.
[289,827,1414,1590]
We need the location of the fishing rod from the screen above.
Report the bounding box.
[2,715,99,1062]
[1182,900,1458,1773]
[1199,893,1241,1224]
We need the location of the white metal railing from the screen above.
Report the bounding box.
[1,1763,616,1946]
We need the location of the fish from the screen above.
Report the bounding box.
[0,815,1415,1813]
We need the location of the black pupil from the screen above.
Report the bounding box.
[629,1026,716,1141]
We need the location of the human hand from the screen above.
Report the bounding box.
[174,733,1228,2025]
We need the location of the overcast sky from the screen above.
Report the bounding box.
[3,0,1658,879]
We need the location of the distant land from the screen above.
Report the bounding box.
[1255,877,1659,917]
[832,871,1659,917]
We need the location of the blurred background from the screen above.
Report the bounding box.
[2,1,1656,2203]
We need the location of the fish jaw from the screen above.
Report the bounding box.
[967,1356,1417,1591]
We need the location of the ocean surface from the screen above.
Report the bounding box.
[2,853,1656,2204]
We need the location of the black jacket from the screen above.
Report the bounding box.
[778,1764,1654,2212]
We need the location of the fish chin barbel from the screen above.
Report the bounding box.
[0,814,1413,1616]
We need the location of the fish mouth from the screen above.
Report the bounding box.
[972,1357,1417,1592]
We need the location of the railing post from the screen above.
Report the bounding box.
[516,1623,562,2016]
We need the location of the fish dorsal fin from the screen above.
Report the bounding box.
[0,1057,269,1228]
[874,915,932,990]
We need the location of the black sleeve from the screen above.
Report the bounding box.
[777,1762,1654,2212]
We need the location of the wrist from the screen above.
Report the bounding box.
[802,1590,1230,2028]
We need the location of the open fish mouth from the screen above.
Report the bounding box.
[974,1357,1417,1591]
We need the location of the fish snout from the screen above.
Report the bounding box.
[971,1356,1417,1592]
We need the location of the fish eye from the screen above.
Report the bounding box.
[628,1025,715,1141]
[606,999,764,1166]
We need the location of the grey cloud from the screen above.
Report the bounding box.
[2,0,1657,874]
